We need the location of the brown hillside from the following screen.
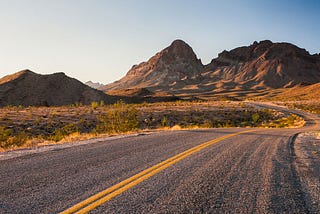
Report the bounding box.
[0,70,119,106]
[203,40,320,90]
[100,39,203,92]
[275,83,320,100]
[102,40,320,95]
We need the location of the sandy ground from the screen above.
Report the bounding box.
[294,131,320,213]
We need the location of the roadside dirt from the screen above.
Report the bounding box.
[294,131,320,213]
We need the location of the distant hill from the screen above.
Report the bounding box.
[101,40,320,96]
[0,70,119,106]
[85,81,104,89]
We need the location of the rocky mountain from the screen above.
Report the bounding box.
[202,40,320,90]
[85,81,104,89]
[101,39,203,92]
[102,40,320,95]
[0,70,119,106]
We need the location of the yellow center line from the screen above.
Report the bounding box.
[60,129,255,214]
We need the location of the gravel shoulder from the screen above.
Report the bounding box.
[0,132,152,161]
[294,131,320,213]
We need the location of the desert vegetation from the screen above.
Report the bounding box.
[0,101,304,150]
[281,101,320,115]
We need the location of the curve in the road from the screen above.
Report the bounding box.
[61,130,255,213]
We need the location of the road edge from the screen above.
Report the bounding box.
[290,132,319,213]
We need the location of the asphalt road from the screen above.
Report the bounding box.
[0,104,319,213]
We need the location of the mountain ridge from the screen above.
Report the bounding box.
[1,40,320,106]
[102,40,320,95]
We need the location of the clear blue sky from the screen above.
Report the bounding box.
[0,0,319,84]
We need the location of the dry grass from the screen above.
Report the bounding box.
[279,101,320,115]
[0,101,304,150]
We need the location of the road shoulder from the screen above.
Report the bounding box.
[0,132,153,161]
[294,131,320,213]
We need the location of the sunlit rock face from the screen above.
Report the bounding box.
[102,40,320,94]
[100,39,204,92]
[203,40,320,89]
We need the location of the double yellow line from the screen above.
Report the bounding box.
[61,130,254,214]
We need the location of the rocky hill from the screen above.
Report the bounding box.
[0,70,119,106]
[100,39,204,92]
[203,40,320,90]
[102,40,320,95]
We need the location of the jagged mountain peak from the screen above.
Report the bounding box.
[204,40,320,89]
[165,39,195,56]
[102,39,320,94]
[102,40,203,92]
[156,39,202,67]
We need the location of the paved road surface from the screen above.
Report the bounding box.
[0,104,319,213]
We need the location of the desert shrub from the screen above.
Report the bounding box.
[91,101,99,109]
[0,127,28,149]
[271,114,302,128]
[161,116,168,127]
[48,123,80,142]
[286,114,297,126]
[7,132,29,148]
[74,102,82,107]
[252,113,260,123]
[95,102,139,134]
[0,126,12,142]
